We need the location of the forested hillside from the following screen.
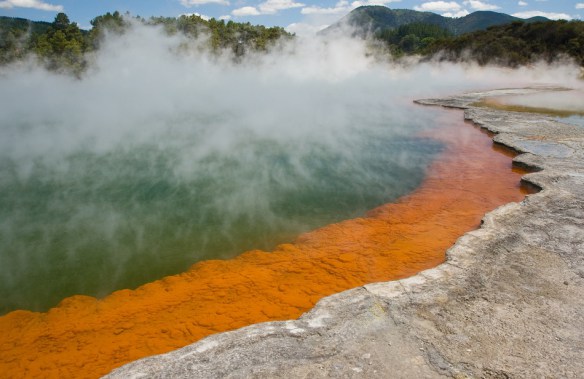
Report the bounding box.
[0,16,53,64]
[1,9,582,75]
[0,11,292,75]
[319,6,583,68]
[321,6,548,36]
[375,22,452,55]
[371,19,583,67]
[425,20,584,67]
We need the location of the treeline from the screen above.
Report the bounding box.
[0,11,292,75]
[2,12,583,74]
[375,23,452,56]
[149,16,291,52]
[375,19,584,67]
[425,20,584,67]
[0,16,54,64]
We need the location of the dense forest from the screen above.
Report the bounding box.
[375,22,453,55]
[374,19,584,67]
[0,11,292,75]
[424,20,584,67]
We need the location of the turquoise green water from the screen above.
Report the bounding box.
[0,108,444,314]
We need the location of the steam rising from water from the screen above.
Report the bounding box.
[500,90,584,112]
[498,90,584,127]
[0,23,581,314]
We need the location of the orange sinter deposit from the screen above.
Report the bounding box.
[0,109,533,378]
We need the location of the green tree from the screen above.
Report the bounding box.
[376,22,452,55]
[88,11,128,49]
[53,12,71,30]
[34,12,87,73]
[399,34,420,53]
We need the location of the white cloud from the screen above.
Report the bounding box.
[463,0,499,11]
[512,10,572,20]
[300,0,351,14]
[219,15,232,20]
[0,0,63,11]
[414,1,461,12]
[301,0,350,15]
[232,6,261,16]
[301,6,347,15]
[285,22,329,36]
[180,0,229,6]
[301,0,399,15]
[259,0,304,14]
[232,0,304,16]
[351,0,401,7]
[442,9,469,17]
[576,3,584,10]
[518,1,527,6]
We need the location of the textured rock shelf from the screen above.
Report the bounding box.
[106,87,584,378]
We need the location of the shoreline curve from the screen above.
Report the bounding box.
[0,102,529,378]
[106,86,584,379]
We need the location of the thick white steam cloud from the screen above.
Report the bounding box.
[0,22,581,313]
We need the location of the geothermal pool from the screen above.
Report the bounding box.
[498,90,584,114]
[0,27,556,378]
[0,102,443,315]
[0,105,531,379]
[480,89,584,127]
[502,90,584,127]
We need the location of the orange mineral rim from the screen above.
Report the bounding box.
[0,108,533,378]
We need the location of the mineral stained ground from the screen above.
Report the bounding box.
[105,88,584,379]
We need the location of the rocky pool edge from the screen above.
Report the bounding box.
[105,87,584,379]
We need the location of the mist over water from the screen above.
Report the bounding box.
[496,90,584,127]
[0,24,581,314]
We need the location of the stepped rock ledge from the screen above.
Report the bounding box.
[105,88,584,379]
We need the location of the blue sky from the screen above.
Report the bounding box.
[0,0,582,35]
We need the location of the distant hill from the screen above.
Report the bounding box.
[0,15,52,35]
[321,6,550,36]
[0,16,53,65]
